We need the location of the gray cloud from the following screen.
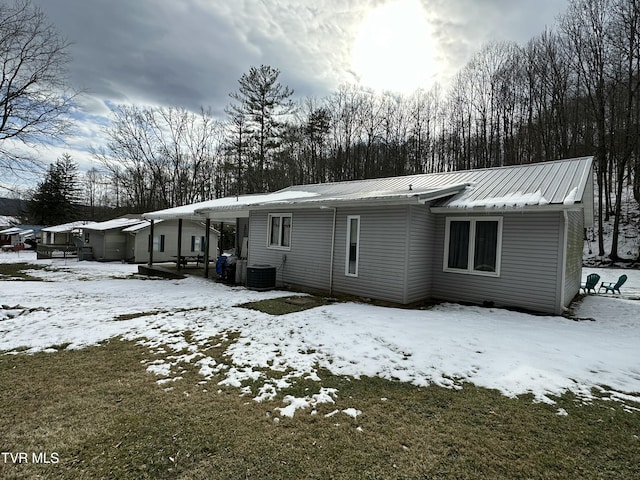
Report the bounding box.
[17,0,568,180]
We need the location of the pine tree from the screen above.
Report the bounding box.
[227,65,294,192]
[28,153,80,225]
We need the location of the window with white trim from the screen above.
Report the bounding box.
[345,215,360,276]
[444,217,502,276]
[267,213,292,250]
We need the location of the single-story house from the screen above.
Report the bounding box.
[0,216,19,245]
[0,225,44,247]
[40,221,97,246]
[122,218,219,264]
[144,157,594,314]
[37,221,97,259]
[82,216,148,261]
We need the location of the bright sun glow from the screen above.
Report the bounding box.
[351,0,439,94]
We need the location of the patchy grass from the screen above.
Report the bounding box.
[113,307,206,322]
[0,262,49,281]
[238,295,332,315]
[0,339,638,479]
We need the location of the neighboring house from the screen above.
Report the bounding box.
[0,216,19,246]
[0,225,44,246]
[82,216,148,261]
[40,221,97,246]
[144,157,594,315]
[122,218,219,263]
[37,221,97,259]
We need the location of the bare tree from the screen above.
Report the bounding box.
[0,0,76,173]
[94,105,223,211]
[561,0,615,257]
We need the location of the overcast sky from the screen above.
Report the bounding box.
[12,0,569,189]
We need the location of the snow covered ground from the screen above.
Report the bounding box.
[1,251,639,417]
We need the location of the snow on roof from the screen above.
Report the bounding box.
[432,157,593,209]
[83,217,147,232]
[448,189,551,208]
[42,221,98,233]
[145,191,320,220]
[0,215,19,226]
[122,219,163,232]
[143,157,594,220]
[0,225,43,235]
[0,226,24,235]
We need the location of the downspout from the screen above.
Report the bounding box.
[329,207,337,296]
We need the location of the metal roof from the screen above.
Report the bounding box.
[144,157,594,222]
[274,156,593,208]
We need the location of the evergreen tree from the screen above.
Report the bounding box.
[28,153,80,225]
[227,65,294,192]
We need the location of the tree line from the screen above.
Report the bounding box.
[92,0,638,260]
[4,0,638,261]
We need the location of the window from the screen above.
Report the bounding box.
[345,216,360,276]
[191,236,205,252]
[149,234,166,253]
[267,214,292,250]
[154,235,165,252]
[444,217,502,276]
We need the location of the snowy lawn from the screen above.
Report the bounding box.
[2,251,640,479]
[1,251,639,414]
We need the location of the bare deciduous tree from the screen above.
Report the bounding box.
[0,0,76,174]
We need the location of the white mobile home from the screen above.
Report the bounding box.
[123,219,219,263]
[82,216,147,261]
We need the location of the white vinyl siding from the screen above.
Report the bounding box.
[149,234,165,252]
[345,216,360,277]
[444,217,503,277]
[267,213,292,250]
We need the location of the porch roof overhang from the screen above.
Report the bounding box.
[143,184,470,222]
[192,183,469,219]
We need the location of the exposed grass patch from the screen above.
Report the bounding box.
[238,295,331,315]
[114,307,206,321]
[0,262,49,281]
[114,311,166,321]
[0,340,639,479]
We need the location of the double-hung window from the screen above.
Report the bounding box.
[444,217,502,276]
[267,213,292,250]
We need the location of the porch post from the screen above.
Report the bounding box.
[148,219,155,266]
[204,218,211,278]
[218,221,224,260]
[176,218,183,271]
